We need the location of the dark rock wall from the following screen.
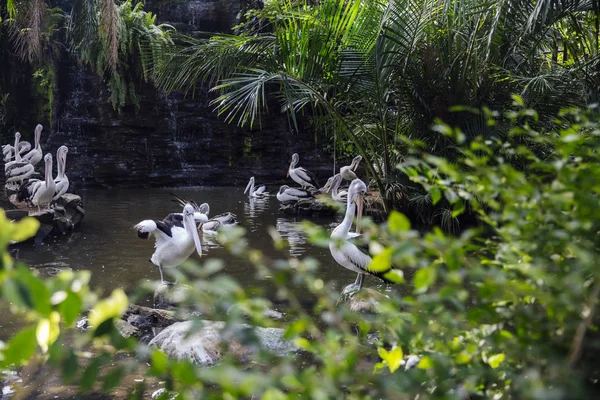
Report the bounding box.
[2,0,332,189]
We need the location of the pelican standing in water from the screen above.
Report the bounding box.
[329,179,402,296]
[5,132,35,185]
[53,146,69,200]
[287,153,319,190]
[134,204,203,284]
[276,185,314,202]
[244,176,269,198]
[170,193,236,227]
[17,153,56,212]
[340,155,362,181]
[22,124,43,167]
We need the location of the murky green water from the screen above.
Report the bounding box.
[7,187,387,311]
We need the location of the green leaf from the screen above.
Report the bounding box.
[388,211,411,232]
[261,388,287,400]
[36,311,60,353]
[487,353,505,369]
[368,248,393,273]
[88,289,128,328]
[378,346,403,373]
[430,187,442,205]
[172,361,197,385]
[102,366,125,392]
[455,352,471,364]
[1,326,38,366]
[59,292,82,327]
[414,267,437,293]
[11,218,40,242]
[417,356,433,370]
[81,358,102,390]
[382,269,405,284]
[150,350,169,375]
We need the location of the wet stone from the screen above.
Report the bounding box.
[149,320,298,367]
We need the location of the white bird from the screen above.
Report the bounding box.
[340,155,362,181]
[134,204,203,284]
[329,173,348,203]
[170,193,236,226]
[5,132,35,184]
[53,145,69,201]
[21,124,43,167]
[17,153,56,212]
[276,185,314,202]
[244,176,269,198]
[287,153,319,189]
[3,141,31,162]
[319,175,335,193]
[329,179,402,296]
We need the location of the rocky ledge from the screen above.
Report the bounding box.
[278,198,339,217]
[6,194,85,243]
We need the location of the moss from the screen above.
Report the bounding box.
[242,136,262,159]
[32,66,56,128]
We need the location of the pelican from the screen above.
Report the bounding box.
[22,124,43,167]
[244,176,269,198]
[340,155,362,181]
[134,204,203,284]
[319,176,335,193]
[170,193,236,225]
[17,153,56,212]
[3,141,31,162]
[329,174,348,203]
[53,146,69,200]
[276,185,314,202]
[329,179,401,296]
[287,153,319,189]
[5,132,35,184]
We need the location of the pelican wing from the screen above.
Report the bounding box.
[255,185,267,194]
[17,179,40,202]
[286,187,313,198]
[297,167,319,188]
[53,177,69,200]
[340,241,372,272]
[212,212,237,225]
[134,219,172,246]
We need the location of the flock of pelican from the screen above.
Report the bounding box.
[3,126,70,211]
[135,152,399,295]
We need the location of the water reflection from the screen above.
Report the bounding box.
[275,218,309,257]
[244,197,270,232]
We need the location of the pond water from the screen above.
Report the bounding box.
[8,187,387,315]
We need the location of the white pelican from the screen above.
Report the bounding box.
[244,176,269,198]
[340,155,362,181]
[53,145,69,200]
[22,124,43,167]
[287,153,319,189]
[5,132,35,184]
[169,193,210,223]
[329,174,348,203]
[3,141,31,162]
[276,185,314,202]
[319,175,335,193]
[329,179,401,296]
[134,204,203,284]
[17,153,56,212]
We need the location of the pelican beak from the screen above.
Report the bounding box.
[187,212,203,257]
[244,179,252,194]
[355,193,364,234]
[286,169,290,178]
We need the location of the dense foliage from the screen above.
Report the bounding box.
[0,0,173,118]
[155,0,600,220]
[1,103,599,399]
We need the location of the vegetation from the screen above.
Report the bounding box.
[1,104,600,399]
[155,0,600,222]
[0,0,173,120]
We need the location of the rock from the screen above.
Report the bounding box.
[4,210,29,221]
[153,283,191,308]
[342,288,388,314]
[31,262,72,276]
[122,304,184,329]
[278,198,337,217]
[227,304,284,321]
[115,319,140,339]
[149,320,298,367]
[7,193,85,244]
